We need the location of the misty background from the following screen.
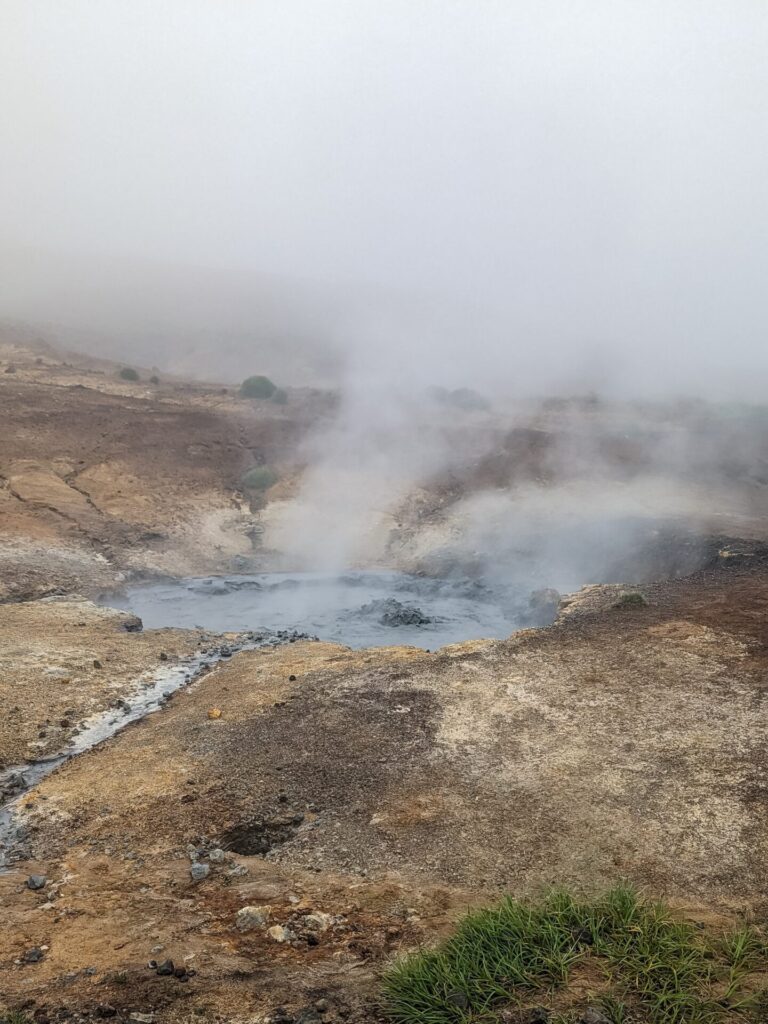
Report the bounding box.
[1,1,767,398]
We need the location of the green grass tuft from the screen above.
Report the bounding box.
[382,885,768,1024]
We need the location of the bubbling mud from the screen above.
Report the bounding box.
[103,571,539,649]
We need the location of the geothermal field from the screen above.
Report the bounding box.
[3,2,768,1023]
[1,339,768,1023]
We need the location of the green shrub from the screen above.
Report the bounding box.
[614,591,648,609]
[383,885,768,1024]
[240,375,277,399]
[118,367,140,381]
[149,374,160,385]
[241,466,278,491]
[271,387,288,405]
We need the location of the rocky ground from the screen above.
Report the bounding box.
[0,338,332,599]
[1,338,768,1023]
[0,597,219,768]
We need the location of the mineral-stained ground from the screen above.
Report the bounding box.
[1,338,767,1022]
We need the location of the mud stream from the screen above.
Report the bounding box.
[0,631,308,866]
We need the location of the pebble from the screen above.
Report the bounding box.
[303,911,333,933]
[267,924,294,943]
[236,904,271,931]
[23,946,44,963]
[227,863,249,877]
[26,874,47,890]
[581,1010,611,1024]
[208,847,226,863]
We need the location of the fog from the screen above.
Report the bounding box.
[2,1,768,398]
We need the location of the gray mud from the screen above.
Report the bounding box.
[101,571,535,649]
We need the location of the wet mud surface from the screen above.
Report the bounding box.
[101,571,532,649]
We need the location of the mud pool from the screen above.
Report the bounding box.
[103,571,540,648]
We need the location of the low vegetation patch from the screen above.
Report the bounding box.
[240,374,277,399]
[241,466,279,491]
[118,366,140,381]
[613,591,648,609]
[383,885,767,1024]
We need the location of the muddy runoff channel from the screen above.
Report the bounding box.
[0,629,311,866]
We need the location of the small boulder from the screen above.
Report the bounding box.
[236,905,271,931]
[155,959,175,976]
[208,847,226,863]
[26,874,47,890]
[303,911,333,933]
[23,946,45,963]
[190,863,210,882]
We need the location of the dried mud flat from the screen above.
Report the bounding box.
[1,554,767,1022]
[2,339,768,1023]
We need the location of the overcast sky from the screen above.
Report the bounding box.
[1,1,767,395]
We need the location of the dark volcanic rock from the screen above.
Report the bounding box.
[120,614,143,633]
[357,597,432,627]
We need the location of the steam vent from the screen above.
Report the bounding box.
[2,4,768,1021]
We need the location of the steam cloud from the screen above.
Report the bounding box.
[2,2,767,583]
